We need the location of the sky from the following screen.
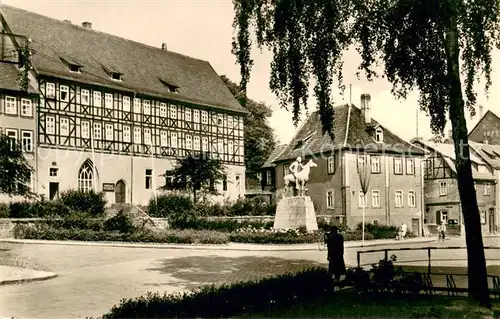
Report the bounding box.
[2,0,500,145]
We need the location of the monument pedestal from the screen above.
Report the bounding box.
[273,196,318,231]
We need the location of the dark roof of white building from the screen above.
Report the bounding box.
[0,5,247,114]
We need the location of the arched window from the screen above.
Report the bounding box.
[78,159,94,192]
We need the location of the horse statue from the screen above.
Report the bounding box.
[283,159,318,197]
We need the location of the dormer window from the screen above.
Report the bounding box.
[111,72,122,81]
[69,64,81,73]
[101,64,123,82]
[159,77,179,93]
[375,128,383,142]
[60,57,83,73]
[294,133,314,149]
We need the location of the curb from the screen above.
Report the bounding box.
[0,238,437,251]
[0,270,58,286]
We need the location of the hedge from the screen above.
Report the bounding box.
[14,224,229,245]
[147,194,277,218]
[99,267,333,318]
[2,189,107,218]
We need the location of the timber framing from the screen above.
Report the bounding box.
[37,76,245,165]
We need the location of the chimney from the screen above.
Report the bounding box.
[82,22,92,29]
[63,20,72,24]
[360,94,371,124]
[479,105,484,119]
[161,43,168,51]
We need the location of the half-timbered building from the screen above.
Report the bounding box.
[0,55,39,202]
[413,139,497,235]
[0,5,247,205]
[271,94,427,234]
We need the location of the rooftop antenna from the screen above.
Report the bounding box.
[416,105,419,140]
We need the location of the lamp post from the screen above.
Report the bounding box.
[357,153,372,247]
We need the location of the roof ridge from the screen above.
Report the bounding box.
[0,4,211,64]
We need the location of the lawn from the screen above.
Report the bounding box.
[244,289,500,318]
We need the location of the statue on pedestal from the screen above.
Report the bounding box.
[283,158,317,197]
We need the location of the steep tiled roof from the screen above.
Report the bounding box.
[414,140,496,181]
[0,5,246,114]
[416,140,486,164]
[469,141,500,169]
[262,144,288,168]
[0,63,37,93]
[274,104,425,162]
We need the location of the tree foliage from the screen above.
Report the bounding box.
[0,135,34,197]
[232,0,500,138]
[220,75,277,181]
[17,40,32,93]
[160,153,226,202]
[232,0,500,308]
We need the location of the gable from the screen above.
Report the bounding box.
[469,110,500,145]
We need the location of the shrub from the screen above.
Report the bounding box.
[13,224,229,245]
[169,216,273,232]
[230,227,321,244]
[357,223,398,239]
[317,218,349,233]
[7,200,69,218]
[345,255,425,296]
[60,189,106,217]
[45,211,104,231]
[104,210,136,233]
[8,201,35,218]
[194,199,227,217]
[343,230,375,241]
[101,267,332,318]
[0,203,9,218]
[148,194,194,218]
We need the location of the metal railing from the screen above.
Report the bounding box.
[356,246,500,297]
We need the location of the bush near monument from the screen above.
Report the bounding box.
[147,194,277,218]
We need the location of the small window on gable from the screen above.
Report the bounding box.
[375,128,383,142]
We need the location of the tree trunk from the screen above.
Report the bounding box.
[193,187,197,203]
[444,10,491,308]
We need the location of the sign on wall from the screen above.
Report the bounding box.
[102,183,115,192]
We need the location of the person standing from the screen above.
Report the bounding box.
[327,226,346,286]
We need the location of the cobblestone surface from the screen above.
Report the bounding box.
[0,237,498,319]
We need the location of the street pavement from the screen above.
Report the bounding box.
[0,236,498,319]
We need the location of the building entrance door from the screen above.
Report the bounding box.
[489,208,496,234]
[49,182,59,200]
[412,218,420,236]
[115,180,126,204]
